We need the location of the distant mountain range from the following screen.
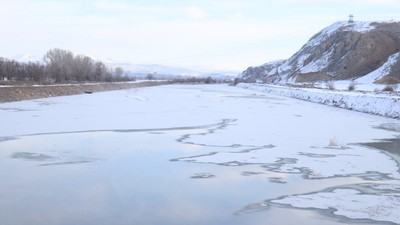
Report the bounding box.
[103,60,239,78]
[10,54,43,63]
[241,20,400,84]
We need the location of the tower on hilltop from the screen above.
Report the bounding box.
[349,14,354,23]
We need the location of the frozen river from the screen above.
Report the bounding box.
[0,84,399,224]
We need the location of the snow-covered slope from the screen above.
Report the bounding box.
[241,20,400,84]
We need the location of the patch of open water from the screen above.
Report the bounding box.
[359,138,400,156]
[0,125,398,225]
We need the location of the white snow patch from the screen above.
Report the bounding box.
[262,59,285,66]
[273,61,292,78]
[263,60,292,77]
[363,183,400,191]
[272,188,400,224]
[312,80,390,92]
[306,21,374,48]
[278,61,292,72]
[266,67,277,76]
[296,54,310,68]
[177,144,400,179]
[306,22,344,47]
[300,48,334,73]
[347,21,374,33]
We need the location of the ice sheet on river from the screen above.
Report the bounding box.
[1,84,400,224]
[271,184,400,224]
[175,144,400,180]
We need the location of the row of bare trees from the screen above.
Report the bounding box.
[0,60,45,82]
[0,49,133,83]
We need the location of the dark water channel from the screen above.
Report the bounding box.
[359,138,400,156]
[0,128,396,225]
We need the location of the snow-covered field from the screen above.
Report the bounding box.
[1,84,400,224]
[238,82,400,118]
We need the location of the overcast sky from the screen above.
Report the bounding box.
[1,0,399,71]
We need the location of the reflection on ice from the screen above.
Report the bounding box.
[234,202,269,215]
[241,171,265,176]
[11,152,55,161]
[190,173,215,179]
[10,150,99,166]
[268,177,287,184]
[2,128,289,225]
[376,123,400,133]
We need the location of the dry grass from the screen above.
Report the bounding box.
[375,76,400,84]
[329,138,339,147]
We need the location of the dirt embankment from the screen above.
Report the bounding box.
[0,81,168,103]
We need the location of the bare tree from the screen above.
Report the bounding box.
[113,67,124,81]
[25,62,45,82]
[147,73,154,80]
[0,58,6,81]
[94,61,108,81]
[74,55,94,82]
[44,48,74,82]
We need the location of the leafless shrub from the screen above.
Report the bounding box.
[326,81,335,90]
[382,85,397,92]
[348,81,356,91]
[232,77,241,86]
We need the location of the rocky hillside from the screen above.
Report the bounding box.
[241,20,400,84]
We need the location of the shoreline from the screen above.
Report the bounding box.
[238,83,400,119]
[0,81,168,103]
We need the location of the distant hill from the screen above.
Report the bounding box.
[241,20,400,84]
[10,54,44,63]
[104,61,238,80]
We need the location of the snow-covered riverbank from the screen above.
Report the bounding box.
[238,83,400,119]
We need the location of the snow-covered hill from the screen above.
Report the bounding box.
[10,54,44,63]
[241,20,400,84]
[105,61,239,79]
[105,61,237,77]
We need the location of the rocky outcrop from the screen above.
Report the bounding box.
[241,21,400,83]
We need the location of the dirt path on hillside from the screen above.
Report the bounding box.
[0,81,168,103]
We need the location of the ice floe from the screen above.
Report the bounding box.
[271,184,400,224]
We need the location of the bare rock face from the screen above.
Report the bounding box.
[241,21,400,83]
